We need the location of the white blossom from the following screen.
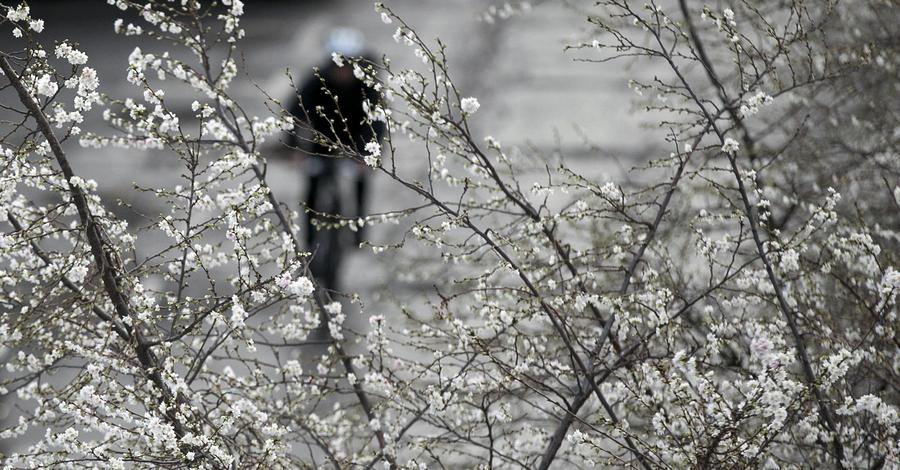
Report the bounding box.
[34,74,58,97]
[721,137,740,154]
[6,4,29,22]
[55,42,89,65]
[364,140,381,167]
[331,52,344,68]
[460,96,480,114]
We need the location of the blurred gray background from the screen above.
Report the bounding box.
[1,0,665,294]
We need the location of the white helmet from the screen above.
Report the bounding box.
[326,27,365,57]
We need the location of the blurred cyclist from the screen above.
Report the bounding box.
[286,27,385,291]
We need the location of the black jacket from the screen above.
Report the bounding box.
[287,59,385,160]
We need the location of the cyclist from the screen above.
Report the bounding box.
[286,27,385,291]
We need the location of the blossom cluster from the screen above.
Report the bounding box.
[0,1,897,469]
